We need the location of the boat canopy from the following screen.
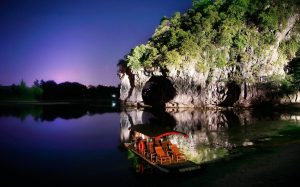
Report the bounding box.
[129,124,188,139]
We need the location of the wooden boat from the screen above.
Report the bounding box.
[124,124,201,173]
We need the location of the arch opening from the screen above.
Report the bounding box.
[218,82,241,107]
[142,76,176,108]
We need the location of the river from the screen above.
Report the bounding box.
[0,104,299,186]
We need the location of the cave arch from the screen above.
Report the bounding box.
[218,82,241,107]
[142,76,176,108]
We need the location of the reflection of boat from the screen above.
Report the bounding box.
[124,124,201,173]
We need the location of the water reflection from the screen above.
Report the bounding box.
[281,113,300,123]
[0,104,119,121]
[120,107,299,171]
[0,104,299,185]
[0,104,127,186]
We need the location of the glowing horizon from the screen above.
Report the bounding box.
[0,0,191,86]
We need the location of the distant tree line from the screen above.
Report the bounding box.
[0,80,119,102]
[0,80,42,101]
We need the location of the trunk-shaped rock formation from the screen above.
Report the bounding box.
[118,0,300,108]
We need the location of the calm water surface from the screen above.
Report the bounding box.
[0,104,300,186]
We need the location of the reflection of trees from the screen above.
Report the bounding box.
[0,104,119,121]
[0,104,42,121]
[40,105,88,121]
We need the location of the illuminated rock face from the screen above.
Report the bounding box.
[118,15,300,108]
[118,64,261,108]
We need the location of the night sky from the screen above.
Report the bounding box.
[0,0,191,86]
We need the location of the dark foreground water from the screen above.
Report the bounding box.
[0,104,300,187]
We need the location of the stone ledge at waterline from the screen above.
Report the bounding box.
[118,1,300,108]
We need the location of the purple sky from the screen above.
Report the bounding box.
[0,0,191,86]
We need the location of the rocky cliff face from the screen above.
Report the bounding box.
[118,1,300,108]
[119,17,299,108]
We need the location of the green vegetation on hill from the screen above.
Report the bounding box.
[122,0,300,85]
[282,54,300,94]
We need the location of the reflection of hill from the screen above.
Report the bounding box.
[0,104,119,121]
[120,108,253,147]
[120,108,300,164]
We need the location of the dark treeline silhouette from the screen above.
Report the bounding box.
[0,80,119,103]
[0,104,119,121]
[0,80,42,101]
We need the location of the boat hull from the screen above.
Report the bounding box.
[124,143,201,173]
